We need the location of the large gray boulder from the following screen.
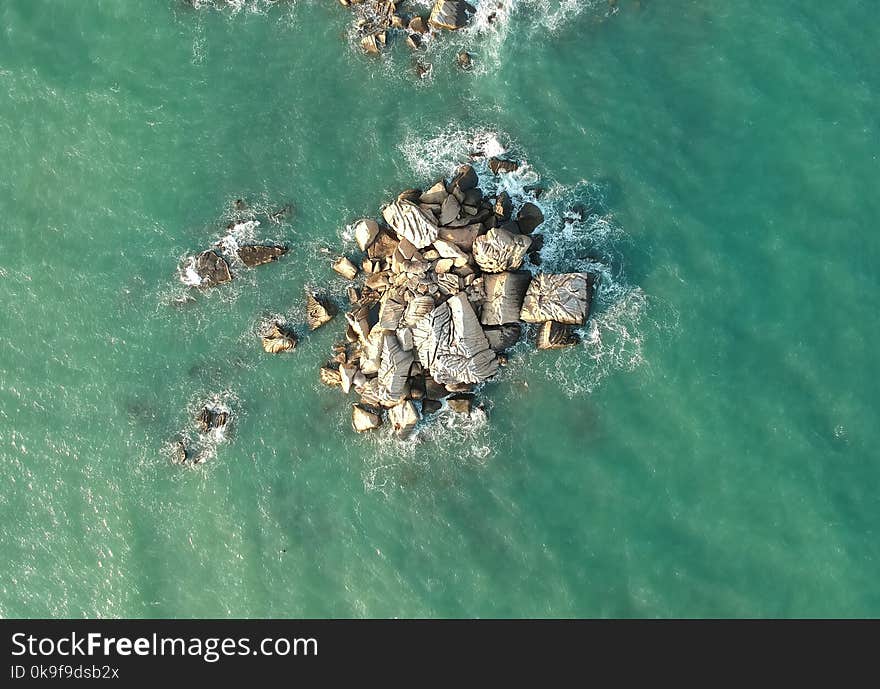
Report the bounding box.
[382,199,439,248]
[376,333,414,404]
[411,292,498,385]
[472,227,532,273]
[480,271,531,325]
[520,272,594,325]
[428,0,473,30]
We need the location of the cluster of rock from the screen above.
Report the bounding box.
[341,0,477,71]
[182,202,291,288]
[321,160,597,437]
[173,402,231,466]
[257,290,336,354]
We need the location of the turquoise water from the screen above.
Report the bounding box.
[0,0,878,617]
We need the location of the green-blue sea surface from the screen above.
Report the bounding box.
[1,0,878,617]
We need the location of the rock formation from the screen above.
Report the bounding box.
[340,0,476,67]
[319,161,597,435]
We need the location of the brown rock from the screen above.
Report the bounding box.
[488,157,520,175]
[354,218,380,252]
[189,250,232,288]
[261,322,297,353]
[237,245,288,268]
[352,404,382,432]
[536,321,580,350]
[472,227,532,273]
[306,292,335,330]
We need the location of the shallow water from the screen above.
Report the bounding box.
[0,0,878,617]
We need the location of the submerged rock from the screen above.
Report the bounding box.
[520,272,595,325]
[536,321,580,350]
[488,157,520,175]
[237,245,288,268]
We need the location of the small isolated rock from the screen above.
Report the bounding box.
[306,292,335,330]
[457,51,473,71]
[352,404,382,432]
[190,250,232,288]
[261,322,297,354]
[237,245,288,268]
[354,219,380,252]
[173,439,189,464]
[389,400,420,439]
[332,256,359,280]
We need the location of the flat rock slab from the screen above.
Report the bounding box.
[192,250,232,287]
[237,245,288,267]
[520,272,595,325]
